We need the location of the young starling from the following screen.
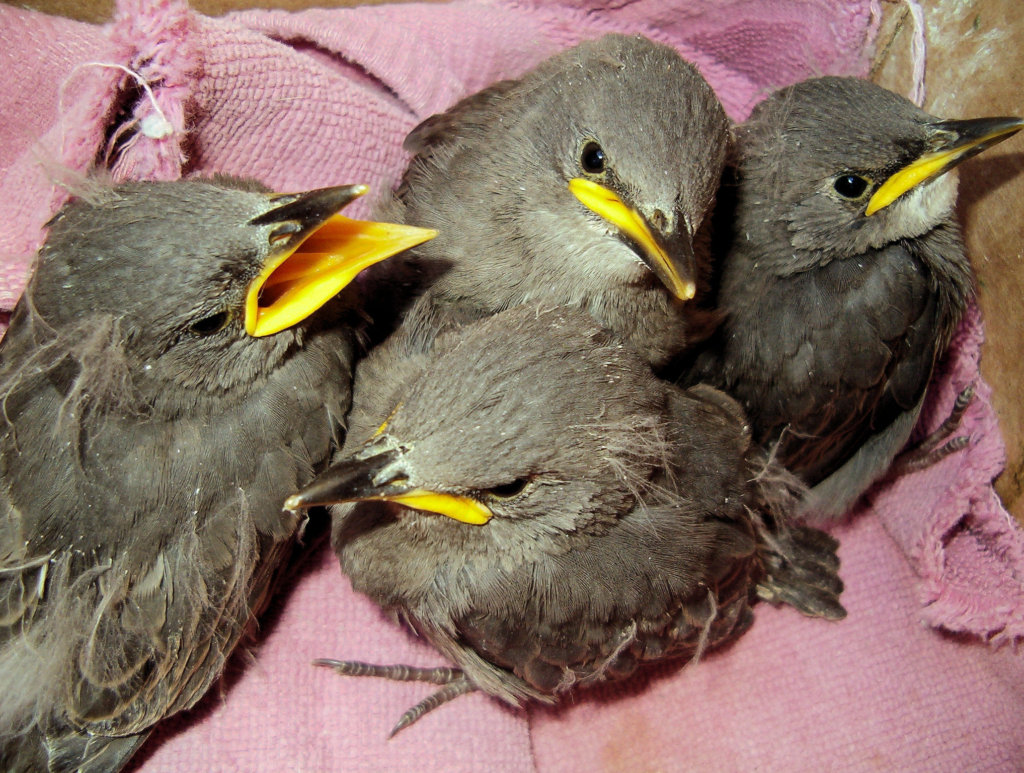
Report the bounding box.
[375,33,729,367]
[0,178,435,771]
[686,76,1023,518]
[287,305,845,736]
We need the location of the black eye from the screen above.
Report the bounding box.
[190,310,230,337]
[581,142,607,174]
[833,174,870,199]
[487,478,530,499]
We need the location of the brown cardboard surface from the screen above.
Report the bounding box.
[873,0,1024,523]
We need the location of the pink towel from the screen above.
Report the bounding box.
[1,1,1022,770]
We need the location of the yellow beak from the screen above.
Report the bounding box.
[569,177,696,301]
[865,116,1024,216]
[368,489,492,525]
[283,450,493,525]
[244,185,437,337]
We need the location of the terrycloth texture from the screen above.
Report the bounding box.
[873,302,1024,644]
[1,0,1022,770]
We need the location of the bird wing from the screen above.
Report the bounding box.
[769,240,940,483]
[395,79,519,203]
[446,499,758,703]
[0,317,155,767]
[0,315,347,768]
[700,238,941,488]
[430,386,760,703]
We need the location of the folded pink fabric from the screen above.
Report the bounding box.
[1,0,1022,770]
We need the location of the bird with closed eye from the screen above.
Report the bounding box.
[286,306,845,736]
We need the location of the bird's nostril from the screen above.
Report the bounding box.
[650,208,668,232]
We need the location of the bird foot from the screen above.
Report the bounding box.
[389,676,475,737]
[891,384,974,477]
[313,659,475,736]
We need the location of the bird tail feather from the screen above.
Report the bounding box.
[754,523,846,620]
[45,728,148,773]
[745,448,847,621]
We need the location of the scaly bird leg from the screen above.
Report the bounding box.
[313,659,475,737]
[891,384,974,476]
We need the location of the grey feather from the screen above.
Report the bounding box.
[684,76,1021,520]
[372,34,729,368]
[289,305,845,731]
[0,178,385,771]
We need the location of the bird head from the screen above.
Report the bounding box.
[736,76,1022,271]
[286,306,672,544]
[29,178,436,397]
[402,34,728,310]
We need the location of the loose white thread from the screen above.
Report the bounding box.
[904,0,927,106]
[58,61,174,163]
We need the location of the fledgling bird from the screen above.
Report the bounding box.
[0,177,435,771]
[375,33,729,367]
[287,306,845,735]
[685,77,1023,518]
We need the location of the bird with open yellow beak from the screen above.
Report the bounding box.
[0,177,435,771]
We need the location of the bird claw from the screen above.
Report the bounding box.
[891,384,974,476]
[756,524,846,620]
[313,658,475,736]
[389,676,475,737]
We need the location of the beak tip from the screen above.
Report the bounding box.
[283,493,305,512]
[570,177,695,301]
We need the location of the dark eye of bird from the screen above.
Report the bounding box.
[833,174,870,199]
[190,310,230,337]
[487,478,530,499]
[581,142,606,174]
